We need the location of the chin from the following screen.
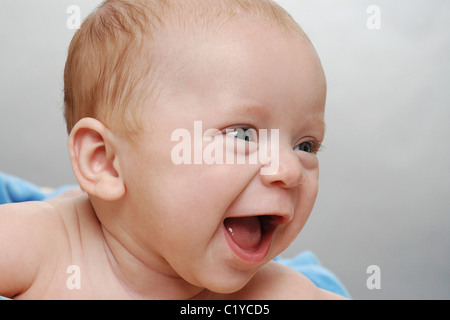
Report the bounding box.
[197,264,258,295]
[205,279,249,295]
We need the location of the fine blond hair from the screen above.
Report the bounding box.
[64,0,307,137]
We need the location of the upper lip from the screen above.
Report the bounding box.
[224,212,292,227]
[259,214,292,232]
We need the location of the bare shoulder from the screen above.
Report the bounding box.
[236,261,347,300]
[0,200,66,246]
[0,200,68,298]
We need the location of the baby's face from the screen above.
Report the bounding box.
[117,19,326,293]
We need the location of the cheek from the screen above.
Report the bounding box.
[296,159,320,218]
[147,166,260,288]
[299,152,320,173]
[297,153,320,210]
[275,165,320,249]
[146,164,250,240]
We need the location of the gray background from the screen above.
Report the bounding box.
[0,0,448,299]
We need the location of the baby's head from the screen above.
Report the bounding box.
[65,0,326,295]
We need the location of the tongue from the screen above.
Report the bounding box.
[224,217,261,250]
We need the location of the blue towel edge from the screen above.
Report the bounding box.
[275,251,350,298]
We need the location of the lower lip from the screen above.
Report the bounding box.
[222,222,274,264]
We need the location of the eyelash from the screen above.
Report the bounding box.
[224,126,323,154]
[294,140,323,154]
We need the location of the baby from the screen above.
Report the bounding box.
[0,0,344,299]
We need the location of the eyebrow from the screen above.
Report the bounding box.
[228,103,326,135]
[303,115,326,140]
[315,116,326,134]
[229,104,271,123]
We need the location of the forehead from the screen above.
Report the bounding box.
[149,17,326,126]
[161,18,322,83]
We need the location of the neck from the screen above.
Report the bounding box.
[100,224,209,300]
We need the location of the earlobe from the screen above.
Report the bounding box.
[68,118,125,201]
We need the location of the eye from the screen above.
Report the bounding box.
[226,127,257,142]
[294,141,315,153]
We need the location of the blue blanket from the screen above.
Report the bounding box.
[274,252,350,298]
[0,172,76,204]
[0,172,350,299]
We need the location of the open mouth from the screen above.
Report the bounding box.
[223,215,286,263]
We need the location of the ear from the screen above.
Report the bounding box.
[68,118,125,201]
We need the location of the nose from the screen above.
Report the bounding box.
[260,148,304,189]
